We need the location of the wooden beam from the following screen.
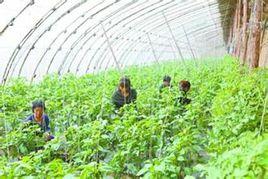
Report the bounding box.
[248,0,262,68]
[239,0,249,65]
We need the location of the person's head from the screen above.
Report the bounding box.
[118,77,131,94]
[163,75,171,87]
[32,100,45,118]
[179,80,191,93]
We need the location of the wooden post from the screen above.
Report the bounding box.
[235,0,242,57]
[227,22,234,54]
[248,0,262,68]
[239,0,249,65]
[232,1,239,56]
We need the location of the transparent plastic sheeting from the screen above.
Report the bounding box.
[0,0,227,83]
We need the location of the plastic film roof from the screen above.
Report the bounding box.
[0,0,229,82]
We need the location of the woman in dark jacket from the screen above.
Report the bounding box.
[112,77,137,109]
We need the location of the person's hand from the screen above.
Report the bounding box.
[43,132,50,140]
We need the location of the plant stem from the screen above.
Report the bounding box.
[259,93,267,134]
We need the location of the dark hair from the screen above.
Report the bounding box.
[179,80,191,92]
[32,100,46,112]
[119,77,131,91]
[163,75,171,83]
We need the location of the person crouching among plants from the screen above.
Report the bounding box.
[176,80,191,105]
[159,75,172,93]
[112,77,137,109]
[25,100,54,141]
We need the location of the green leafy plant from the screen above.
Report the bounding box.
[0,56,267,178]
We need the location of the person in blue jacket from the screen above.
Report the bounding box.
[25,100,54,141]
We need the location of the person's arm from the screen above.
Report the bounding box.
[112,91,117,105]
[24,115,33,122]
[44,115,55,141]
[159,84,164,93]
[174,97,180,106]
[22,115,34,129]
[112,90,122,108]
[131,89,137,102]
[23,115,34,126]
[44,115,51,132]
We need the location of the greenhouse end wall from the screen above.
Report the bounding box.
[222,0,268,68]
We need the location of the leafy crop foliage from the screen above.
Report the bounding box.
[0,56,267,178]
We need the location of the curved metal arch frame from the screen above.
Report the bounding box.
[14,0,211,77]
[63,0,226,73]
[1,0,67,83]
[56,0,146,74]
[0,0,35,35]
[97,6,228,63]
[31,0,210,75]
[91,4,231,73]
[0,1,230,80]
[115,9,232,70]
[29,1,107,82]
[62,0,209,73]
[16,0,90,77]
[25,0,148,81]
[116,25,227,72]
[6,0,103,80]
[67,1,223,75]
[68,3,217,71]
[46,0,177,75]
[71,3,201,74]
[68,1,182,75]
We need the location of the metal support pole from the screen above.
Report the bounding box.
[156,45,168,61]
[168,40,177,61]
[100,22,121,71]
[162,12,187,66]
[146,33,159,64]
[182,25,197,66]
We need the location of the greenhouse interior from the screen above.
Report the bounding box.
[0,0,267,178]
